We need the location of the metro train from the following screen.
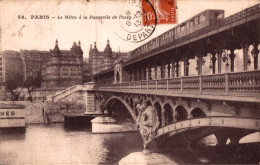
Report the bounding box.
[131,9,225,58]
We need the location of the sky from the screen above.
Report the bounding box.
[0,0,259,58]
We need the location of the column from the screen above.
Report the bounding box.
[229,49,235,72]
[252,43,259,70]
[216,48,222,73]
[140,65,144,80]
[211,53,217,74]
[167,62,171,78]
[175,61,179,77]
[184,57,189,76]
[171,58,175,78]
[242,43,249,71]
[148,63,152,80]
[154,62,157,79]
[133,66,137,81]
[161,61,165,79]
[197,55,202,75]
[143,64,147,80]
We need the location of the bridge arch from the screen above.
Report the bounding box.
[175,105,188,121]
[163,103,174,126]
[190,108,206,118]
[105,96,136,121]
[154,102,162,127]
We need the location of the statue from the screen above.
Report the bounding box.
[136,101,160,149]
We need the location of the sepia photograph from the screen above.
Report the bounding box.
[0,0,260,164]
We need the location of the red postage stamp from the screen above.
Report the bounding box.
[142,0,177,25]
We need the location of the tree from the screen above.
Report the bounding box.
[24,69,42,102]
[5,72,23,101]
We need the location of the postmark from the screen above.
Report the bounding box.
[115,0,157,43]
[142,0,177,25]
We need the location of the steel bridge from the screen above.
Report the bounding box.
[51,4,260,157]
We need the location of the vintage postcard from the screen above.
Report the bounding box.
[0,0,260,164]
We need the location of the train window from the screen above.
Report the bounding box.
[217,13,224,19]
[200,13,206,22]
[180,23,186,31]
[195,16,199,25]
[189,20,194,27]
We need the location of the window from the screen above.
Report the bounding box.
[189,20,194,27]
[180,23,186,31]
[200,13,206,22]
[195,16,199,25]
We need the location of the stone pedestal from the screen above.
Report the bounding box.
[119,152,174,165]
[91,116,137,133]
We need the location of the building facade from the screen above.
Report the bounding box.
[0,51,24,93]
[89,40,131,75]
[41,40,83,88]
[20,49,49,81]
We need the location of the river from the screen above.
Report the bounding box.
[0,123,259,164]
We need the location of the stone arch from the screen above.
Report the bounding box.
[154,102,162,127]
[190,108,206,118]
[146,100,152,106]
[175,105,188,121]
[163,103,174,126]
[105,96,136,121]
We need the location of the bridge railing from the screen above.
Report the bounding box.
[94,70,260,97]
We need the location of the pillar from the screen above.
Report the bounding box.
[211,53,217,74]
[167,62,171,78]
[154,62,157,79]
[216,48,222,73]
[133,66,137,81]
[197,55,203,75]
[175,61,179,77]
[161,61,165,79]
[148,63,152,80]
[171,58,175,78]
[143,64,147,80]
[229,49,235,72]
[252,43,259,70]
[242,43,249,71]
[184,57,189,76]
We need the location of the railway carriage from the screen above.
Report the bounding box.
[130,9,224,58]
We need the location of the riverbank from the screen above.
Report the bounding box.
[0,101,85,124]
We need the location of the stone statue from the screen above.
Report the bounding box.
[136,101,160,148]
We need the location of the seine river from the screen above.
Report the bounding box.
[0,123,259,165]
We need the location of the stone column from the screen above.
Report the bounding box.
[197,55,203,75]
[211,53,217,74]
[216,49,222,73]
[154,63,157,79]
[161,61,165,79]
[133,66,137,81]
[175,61,180,77]
[148,63,152,80]
[143,64,147,80]
[171,58,175,78]
[252,43,259,70]
[184,57,189,76]
[229,49,236,72]
[242,43,249,71]
[167,62,171,78]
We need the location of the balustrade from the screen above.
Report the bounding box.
[94,70,260,98]
[182,76,200,94]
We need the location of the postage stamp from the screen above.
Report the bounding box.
[142,0,177,25]
[115,0,157,43]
